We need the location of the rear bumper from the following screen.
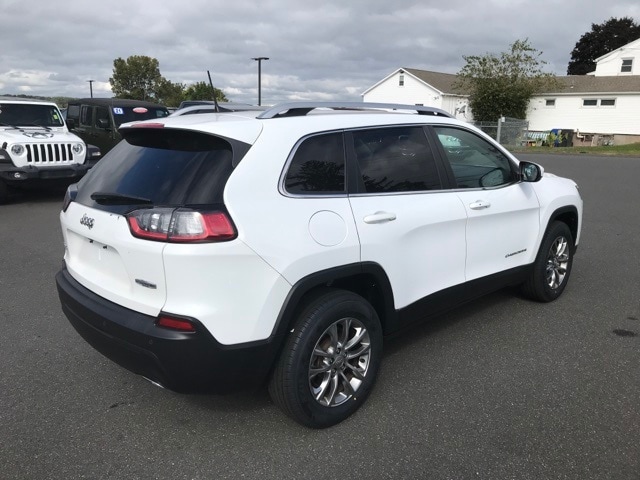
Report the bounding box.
[55,267,281,393]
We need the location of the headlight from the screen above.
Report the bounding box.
[10,144,25,156]
[72,143,85,155]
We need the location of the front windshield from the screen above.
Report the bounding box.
[0,103,64,127]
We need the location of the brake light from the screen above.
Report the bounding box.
[127,208,236,243]
[157,314,196,332]
[132,122,165,128]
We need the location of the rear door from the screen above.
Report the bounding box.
[347,126,468,311]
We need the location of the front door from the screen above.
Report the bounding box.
[431,126,541,281]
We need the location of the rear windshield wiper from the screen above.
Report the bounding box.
[91,192,153,205]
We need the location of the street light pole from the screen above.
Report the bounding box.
[251,57,269,106]
[87,80,94,98]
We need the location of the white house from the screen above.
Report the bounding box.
[361,68,472,121]
[589,37,640,76]
[528,37,640,144]
[363,38,640,144]
[527,75,640,144]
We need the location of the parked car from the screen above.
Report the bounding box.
[175,100,265,112]
[170,103,266,117]
[65,98,169,156]
[0,97,100,204]
[56,102,583,428]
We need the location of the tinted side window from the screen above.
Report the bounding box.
[80,106,92,126]
[352,126,441,193]
[434,127,515,188]
[285,132,345,194]
[67,104,80,119]
[95,107,110,128]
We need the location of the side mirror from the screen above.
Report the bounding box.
[520,161,542,182]
[97,118,111,130]
[66,118,76,129]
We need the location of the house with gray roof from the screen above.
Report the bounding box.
[527,75,640,144]
[363,39,640,145]
[361,68,471,121]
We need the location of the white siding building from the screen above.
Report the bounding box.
[364,38,640,144]
[527,76,640,142]
[362,68,472,121]
[528,37,640,143]
[590,37,640,76]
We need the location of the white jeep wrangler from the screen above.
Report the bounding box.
[0,97,100,203]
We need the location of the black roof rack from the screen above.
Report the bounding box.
[257,102,454,119]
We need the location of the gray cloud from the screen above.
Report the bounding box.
[1,0,638,103]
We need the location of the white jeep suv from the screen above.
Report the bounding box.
[56,102,582,428]
[0,97,100,203]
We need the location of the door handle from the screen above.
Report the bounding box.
[363,211,397,224]
[469,200,491,210]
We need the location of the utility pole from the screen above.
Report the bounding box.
[87,80,94,98]
[251,57,269,106]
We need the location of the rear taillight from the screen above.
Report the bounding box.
[127,208,236,243]
[157,314,196,332]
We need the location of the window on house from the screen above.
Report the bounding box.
[545,99,556,107]
[399,74,404,87]
[582,99,597,107]
[621,59,633,73]
[600,99,616,107]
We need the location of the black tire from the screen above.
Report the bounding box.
[268,288,383,428]
[522,221,574,302]
[0,181,8,205]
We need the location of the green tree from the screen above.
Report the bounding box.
[184,81,228,102]
[567,17,640,75]
[456,39,557,121]
[155,78,186,107]
[109,55,162,101]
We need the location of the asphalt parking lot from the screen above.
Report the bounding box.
[1,154,639,480]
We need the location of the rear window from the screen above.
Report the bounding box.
[76,129,242,213]
[111,106,169,127]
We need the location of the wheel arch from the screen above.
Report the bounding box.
[271,262,396,340]
[546,205,579,251]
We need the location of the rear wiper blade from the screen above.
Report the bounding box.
[91,192,153,205]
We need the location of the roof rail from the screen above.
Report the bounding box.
[257,102,454,119]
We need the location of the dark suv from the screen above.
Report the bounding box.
[66,98,169,156]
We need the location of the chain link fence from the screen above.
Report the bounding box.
[473,117,530,147]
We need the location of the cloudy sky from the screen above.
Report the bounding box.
[1,0,638,105]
